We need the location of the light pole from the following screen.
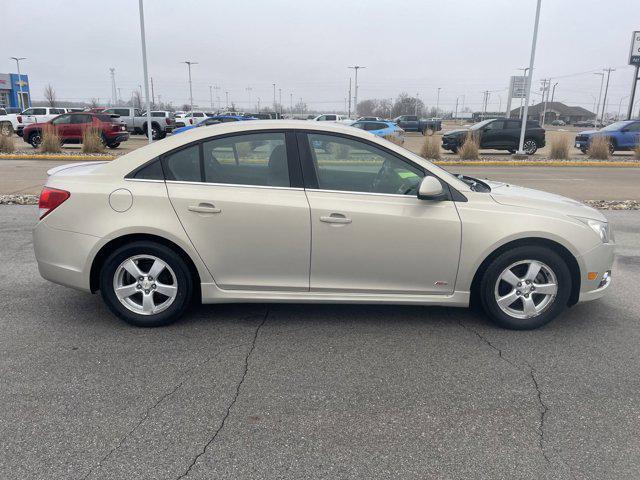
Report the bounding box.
[213,85,220,111]
[290,93,293,114]
[209,85,214,110]
[617,95,630,120]
[516,0,542,156]
[257,97,261,111]
[109,68,117,107]
[246,86,252,112]
[415,92,420,116]
[454,96,459,121]
[181,61,198,114]
[278,88,282,116]
[600,67,615,126]
[225,91,229,110]
[272,83,276,115]
[594,71,605,122]
[137,0,153,143]
[10,56,27,110]
[348,65,365,117]
[436,87,442,116]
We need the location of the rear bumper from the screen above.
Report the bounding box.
[33,221,100,292]
[577,242,615,303]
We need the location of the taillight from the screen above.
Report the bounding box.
[189,118,194,125]
[38,187,70,220]
[17,115,22,123]
[166,117,173,125]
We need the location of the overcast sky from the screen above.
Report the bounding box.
[4,0,639,113]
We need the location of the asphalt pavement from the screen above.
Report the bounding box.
[1,206,639,479]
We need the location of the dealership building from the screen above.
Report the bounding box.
[0,73,30,110]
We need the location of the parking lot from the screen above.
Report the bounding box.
[1,205,639,479]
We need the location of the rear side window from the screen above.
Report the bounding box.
[33,108,47,115]
[202,132,289,187]
[163,145,201,182]
[133,159,164,180]
[506,120,521,129]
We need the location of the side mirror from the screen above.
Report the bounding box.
[418,176,445,200]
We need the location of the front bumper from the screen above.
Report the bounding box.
[577,241,615,303]
[16,126,24,137]
[108,132,130,144]
[442,137,461,150]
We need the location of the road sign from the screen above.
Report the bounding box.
[630,31,640,65]
[510,76,527,98]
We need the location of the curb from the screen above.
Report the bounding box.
[0,154,116,161]
[433,160,640,167]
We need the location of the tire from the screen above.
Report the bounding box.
[450,146,459,154]
[423,127,435,136]
[107,142,120,149]
[157,130,167,139]
[608,141,615,155]
[479,245,572,330]
[99,241,194,327]
[145,124,161,140]
[523,138,538,155]
[29,131,42,148]
[0,122,13,136]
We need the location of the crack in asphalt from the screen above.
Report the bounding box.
[176,307,269,479]
[80,341,250,480]
[453,314,553,466]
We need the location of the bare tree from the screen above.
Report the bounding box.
[89,98,100,109]
[294,101,307,114]
[44,84,57,107]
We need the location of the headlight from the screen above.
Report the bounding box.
[574,217,611,243]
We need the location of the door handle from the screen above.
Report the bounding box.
[188,203,221,214]
[320,213,352,224]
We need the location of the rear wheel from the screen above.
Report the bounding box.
[100,241,194,327]
[145,124,161,140]
[107,142,120,149]
[479,246,571,330]
[0,122,13,136]
[423,127,434,136]
[609,141,616,155]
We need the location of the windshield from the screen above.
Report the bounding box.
[470,119,495,130]
[600,121,629,132]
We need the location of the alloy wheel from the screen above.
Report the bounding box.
[112,254,178,315]
[523,140,537,155]
[493,260,558,319]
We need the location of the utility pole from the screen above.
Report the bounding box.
[109,68,117,107]
[299,97,303,115]
[540,78,550,125]
[257,97,261,111]
[551,82,558,103]
[600,67,615,126]
[516,0,542,156]
[348,65,365,118]
[481,90,490,119]
[436,87,442,116]
[209,85,213,110]
[225,91,229,109]
[415,92,419,116]
[594,71,605,122]
[10,57,27,110]
[181,60,198,114]
[138,0,153,143]
[290,92,293,114]
[117,87,122,105]
[454,96,459,121]
[278,88,282,116]
[150,76,155,108]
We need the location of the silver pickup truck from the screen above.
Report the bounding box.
[101,108,174,139]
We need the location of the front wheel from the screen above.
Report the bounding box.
[107,142,120,149]
[29,131,42,148]
[100,241,194,327]
[479,246,571,330]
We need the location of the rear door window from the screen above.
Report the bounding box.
[163,145,202,182]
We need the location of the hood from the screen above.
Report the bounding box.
[487,180,606,221]
[578,129,599,136]
[443,128,468,136]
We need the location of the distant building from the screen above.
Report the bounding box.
[509,101,594,124]
[0,73,30,110]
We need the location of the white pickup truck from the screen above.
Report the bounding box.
[311,113,351,123]
[0,108,20,135]
[174,111,208,128]
[16,107,67,136]
[102,107,173,139]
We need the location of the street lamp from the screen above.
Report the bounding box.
[181,60,198,114]
[436,87,442,116]
[272,83,276,116]
[10,56,27,110]
[348,66,366,117]
[137,1,152,143]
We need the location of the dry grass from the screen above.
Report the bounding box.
[40,125,62,153]
[383,134,403,146]
[419,135,440,160]
[548,135,570,160]
[634,143,640,160]
[587,135,610,160]
[81,128,105,153]
[0,133,15,153]
[458,132,480,160]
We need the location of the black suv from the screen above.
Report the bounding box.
[442,118,545,155]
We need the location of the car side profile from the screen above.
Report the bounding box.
[23,112,129,149]
[34,121,613,330]
[172,115,257,134]
[441,118,545,154]
[349,120,405,142]
[574,120,640,154]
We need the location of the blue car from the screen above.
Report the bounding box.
[172,115,257,135]
[574,120,640,154]
[349,120,405,143]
